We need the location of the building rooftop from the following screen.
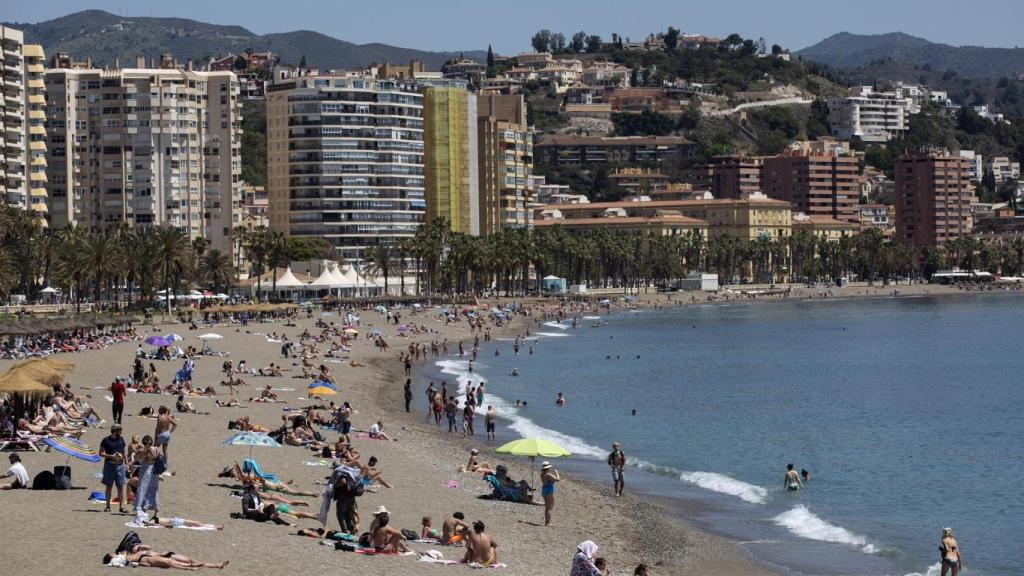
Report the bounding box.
[540,197,791,211]
[536,135,691,146]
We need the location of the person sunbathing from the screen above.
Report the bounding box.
[19,417,79,436]
[258,364,283,377]
[256,386,278,401]
[232,482,295,526]
[369,511,408,554]
[462,520,498,566]
[215,399,241,408]
[229,416,272,433]
[359,456,392,488]
[229,463,318,496]
[103,549,228,570]
[176,395,197,414]
[461,449,494,474]
[142,514,224,530]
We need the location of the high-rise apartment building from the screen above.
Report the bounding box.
[477,93,532,234]
[266,76,424,261]
[44,62,242,252]
[700,155,761,199]
[1,26,48,222]
[762,152,860,223]
[422,86,479,235]
[895,151,973,248]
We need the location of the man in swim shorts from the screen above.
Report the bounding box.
[608,442,626,496]
[153,406,178,466]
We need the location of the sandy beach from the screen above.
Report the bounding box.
[0,297,776,576]
[2,281,1004,575]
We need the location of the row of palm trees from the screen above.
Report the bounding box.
[5,203,1024,303]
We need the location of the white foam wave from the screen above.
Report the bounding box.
[772,505,876,553]
[435,358,604,459]
[679,471,769,504]
[542,321,571,330]
[903,563,941,576]
[534,332,569,338]
[582,315,601,320]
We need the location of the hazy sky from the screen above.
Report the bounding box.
[7,0,1022,54]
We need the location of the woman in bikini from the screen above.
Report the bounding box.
[103,550,228,570]
[940,527,962,576]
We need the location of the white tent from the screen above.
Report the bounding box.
[330,265,358,288]
[338,265,362,287]
[273,267,306,290]
[309,267,341,289]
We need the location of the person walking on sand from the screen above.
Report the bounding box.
[110,377,126,425]
[403,379,413,413]
[784,463,803,491]
[608,442,626,496]
[154,406,177,467]
[940,527,963,576]
[133,435,161,514]
[540,462,560,526]
[100,423,128,513]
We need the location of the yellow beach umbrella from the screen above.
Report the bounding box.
[496,438,571,488]
[308,386,337,396]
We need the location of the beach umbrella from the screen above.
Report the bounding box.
[343,328,358,336]
[308,386,337,397]
[412,303,422,309]
[44,435,101,481]
[223,431,282,461]
[369,328,382,336]
[0,370,53,395]
[496,438,571,488]
[145,335,172,347]
[198,333,224,341]
[166,333,185,342]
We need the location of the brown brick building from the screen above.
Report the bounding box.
[895,152,973,248]
[761,152,859,223]
[700,156,762,199]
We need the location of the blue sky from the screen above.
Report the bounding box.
[7,0,1022,54]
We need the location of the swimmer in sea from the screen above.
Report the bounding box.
[784,463,803,491]
[555,393,565,406]
[631,409,636,416]
[801,468,810,483]
[510,368,519,377]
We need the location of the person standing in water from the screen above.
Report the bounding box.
[607,443,626,496]
[784,463,803,491]
[940,527,962,576]
[484,405,496,441]
[555,393,565,406]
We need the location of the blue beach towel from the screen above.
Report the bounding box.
[242,458,279,483]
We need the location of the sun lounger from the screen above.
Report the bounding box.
[483,474,522,502]
[0,431,46,452]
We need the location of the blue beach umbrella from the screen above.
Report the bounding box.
[223,431,282,461]
[44,436,101,463]
[308,380,335,390]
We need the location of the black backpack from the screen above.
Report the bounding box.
[116,532,143,554]
[32,470,55,490]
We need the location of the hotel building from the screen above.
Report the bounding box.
[895,151,973,248]
[44,59,242,252]
[1,26,48,222]
[422,85,479,235]
[477,93,532,233]
[761,151,860,223]
[266,75,425,261]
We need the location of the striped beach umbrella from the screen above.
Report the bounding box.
[308,380,335,390]
[223,431,282,461]
[44,436,101,463]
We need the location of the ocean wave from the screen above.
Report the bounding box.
[534,332,570,338]
[542,321,571,330]
[437,358,773,504]
[582,315,601,320]
[678,471,769,504]
[902,563,941,576]
[772,505,876,553]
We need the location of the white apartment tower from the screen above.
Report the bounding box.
[1,26,48,223]
[828,86,912,143]
[44,60,242,252]
[266,75,425,262]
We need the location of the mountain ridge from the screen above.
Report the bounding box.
[4,9,485,70]
[797,32,1024,79]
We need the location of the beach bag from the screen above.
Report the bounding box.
[153,454,167,476]
[357,532,371,547]
[53,466,72,490]
[116,531,143,554]
[334,541,357,552]
[401,529,418,541]
[32,470,56,490]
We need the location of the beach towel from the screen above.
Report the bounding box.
[417,554,505,568]
[242,458,279,483]
[125,521,218,531]
[303,460,331,467]
[354,433,386,440]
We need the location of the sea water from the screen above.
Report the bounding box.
[422,293,1023,576]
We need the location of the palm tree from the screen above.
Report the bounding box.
[0,248,16,297]
[198,249,236,293]
[154,226,193,312]
[265,231,290,293]
[364,243,396,294]
[55,225,89,313]
[82,232,124,305]
[244,227,273,297]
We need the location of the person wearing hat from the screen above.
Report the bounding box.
[99,423,127,512]
[368,506,408,554]
[540,461,561,526]
[1,453,29,489]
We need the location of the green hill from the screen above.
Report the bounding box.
[5,9,485,70]
[797,32,1024,80]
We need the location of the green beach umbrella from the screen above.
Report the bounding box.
[495,438,570,488]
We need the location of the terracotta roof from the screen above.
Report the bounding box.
[537,198,790,211]
[536,135,690,147]
[535,214,707,227]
